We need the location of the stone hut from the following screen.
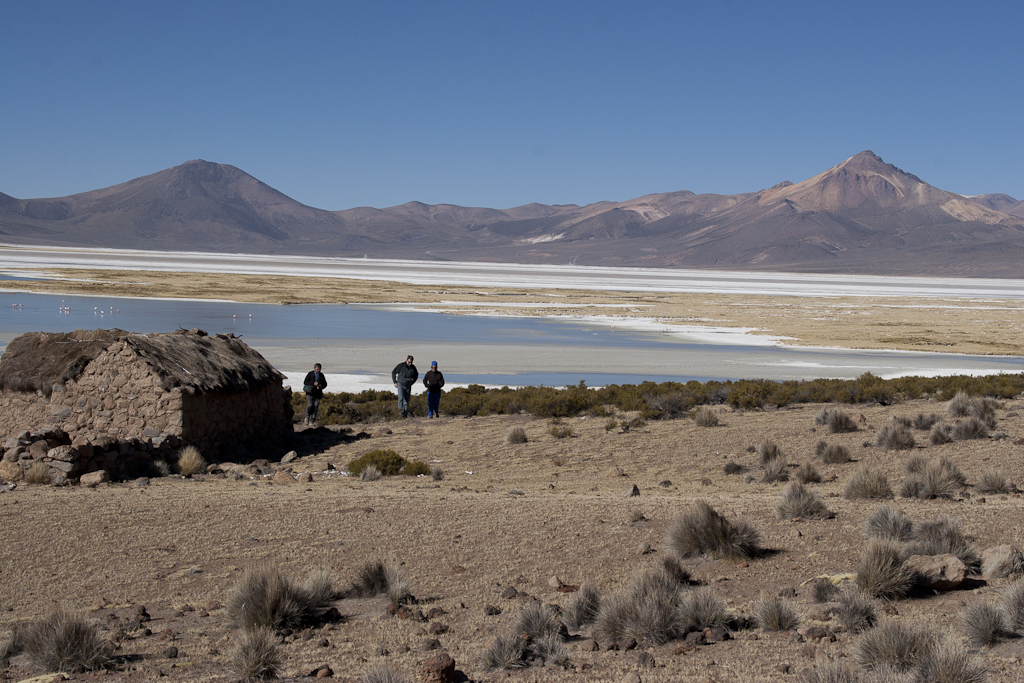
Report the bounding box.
[0,328,292,481]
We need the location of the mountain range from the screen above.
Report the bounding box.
[2,151,1022,277]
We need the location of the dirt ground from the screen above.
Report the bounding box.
[2,268,1023,356]
[2,397,1023,682]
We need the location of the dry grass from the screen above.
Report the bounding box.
[1003,579,1024,631]
[975,470,1012,494]
[799,659,859,683]
[594,567,684,646]
[20,608,114,674]
[953,416,990,440]
[912,413,942,430]
[562,584,601,632]
[679,586,728,630]
[864,505,913,542]
[809,578,839,603]
[757,441,783,464]
[479,633,526,670]
[854,620,936,672]
[665,501,761,562]
[930,422,954,445]
[351,561,411,604]
[835,586,877,633]
[777,480,831,519]
[230,627,281,682]
[899,461,962,500]
[176,445,207,476]
[547,424,574,439]
[226,564,325,632]
[693,405,719,427]
[946,390,974,418]
[817,441,852,464]
[914,637,987,683]
[844,466,894,500]
[761,456,790,483]
[856,539,914,599]
[360,464,382,482]
[506,426,528,444]
[876,422,916,450]
[795,461,822,484]
[361,664,412,683]
[512,602,562,640]
[24,461,51,485]
[754,595,799,631]
[960,601,1010,647]
[824,408,858,433]
[906,518,981,574]
[723,459,746,475]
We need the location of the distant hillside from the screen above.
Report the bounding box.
[2,151,1022,277]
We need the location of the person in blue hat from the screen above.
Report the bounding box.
[422,360,445,418]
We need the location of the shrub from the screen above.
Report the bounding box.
[795,462,822,484]
[826,410,858,434]
[906,518,980,574]
[176,445,207,476]
[506,426,528,444]
[693,405,719,427]
[548,424,574,439]
[605,418,618,432]
[512,602,562,640]
[960,600,1009,647]
[835,586,877,633]
[531,633,569,667]
[820,443,852,464]
[594,567,685,645]
[152,458,171,477]
[905,453,928,475]
[479,633,526,670]
[302,569,336,605]
[876,422,916,450]
[946,390,973,418]
[231,627,281,682]
[814,407,833,425]
[952,417,989,440]
[930,423,954,445]
[854,620,935,672]
[25,461,51,485]
[899,462,961,500]
[864,505,913,542]
[351,561,411,604]
[562,584,601,632]
[360,464,382,482]
[975,470,1010,494]
[227,564,329,632]
[799,659,859,683]
[914,636,987,683]
[20,609,114,674]
[680,587,728,630]
[754,595,799,631]
[809,578,839,604]
[400,461,430,476]
[347,450,407,477]
[723,460,746,475]
[761,456,790,484]
[856,540,914,600]
[1003,579,1024,630]
[777,480,831,519]
[912,413,941,430]
[430,466,444,481]
[665,501,761,562]
[844,466,893,500]
[361,664,411,683]
[757,441,783,464]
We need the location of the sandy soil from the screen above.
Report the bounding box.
[2,398,1023,682]
[1,268,1023,357]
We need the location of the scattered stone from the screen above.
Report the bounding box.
[548,576,565,589]
[421,638,442,651]
[419,652,456,683]
[777,663,791,674]
[427,622,449,635]
[620,672,641,683]
[607,467,625,477]
[637,652,656,668]
[577,638,598,651]
[281,450,298,463]
[80,470,110,487]
[659,480,672,487]
[484,605,501,616]
[982,545,1024,580]
[426,607,447,619]
[621,484,640,497]
[685,631,706,645]
[905,553,967,590]
[272,471,296,485]
[705,626,730,643]
[297,472,313,483]
[163,646,178,659]
[315,665,334,678]
[801,643,817,659]
[500,586,519,599]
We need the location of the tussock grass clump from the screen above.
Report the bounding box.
[912,413,942,430]
[777,480,831,520]
[761,456,790,483]
[856,540,914,600]
[548,424,574,439]
[754,595,799,631]
[835,586,877,633]
[562,584,601,632]
[430,466,444,481]
[930,423,954,445]
[876,422,916,451]
[899,462,961,500]
[905,453,928,475]
[825,409,859,433]
[531,633,569,668]
[479,633,526,670]
[960,601,1010,647]
[795,462,822,484]
[506,426,528,444]
[680,587,728,631]
[176,445,207,476]
[843,466,893,500]
[351,561,411,604]
[1003,579,1024,630]
[594,567,685,645]
[906,518,981,574]
[946,390,973,418]
[25,461,52,485]
[799,659,859,683]
[854,620,935,672]
[975,470,1012,494]
[20,608,114,674]
[952,416,989,440]
[693,405,719,427]
[723,460,746,475]
[817,441,852,464]
[665,501,761,562]
[360,464,382,482]
[914,637,987,683]
[361,664,411,683]
[757,441,783,465]
[512,602,562,640]
[231,627,281,682]
[227,565,331,632]
[302,569,337,606]
[809,578,839,604]
[864,505,913,542]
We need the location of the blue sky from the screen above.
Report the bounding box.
[1,0,1021,210]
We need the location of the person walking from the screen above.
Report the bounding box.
[423,361,445,418]
[302,363,327,425]
[391,355,418,418]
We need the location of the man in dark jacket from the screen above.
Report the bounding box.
[303,363,327,425]
[391,355,418,418]
[423,360,445,418]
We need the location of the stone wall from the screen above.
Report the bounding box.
[181,382,292,459]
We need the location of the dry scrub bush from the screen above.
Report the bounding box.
[231,627,281,682]
[506,426,528,444]
[777,480,831,519]
[723,460,746,475]
[680,587,728,631]
[595,580,682,645]
[562,584,601,632]
[152,458,171,477]
[754,595,799,631]
[1003,579,1024,630]
[360,464,382,482]
[547,424,574,439]
[795,462,822,484]
[761,456,790,483]
[25,461,51,485]
[693,405,719,427]
[351,561,411,604]
[854,620,935,672]
[665,501,761,562]
[823,408,858,433]
[176,445,207,476]
[946,390,973,418]
[836,586,877,633]
[912,413,941,430]
[800,659,859,683]
[20,608,114,674]
[960,601,1010,647]
[810,578,839,603]
[479,633,526,670]
[530,633,569,668]
[856,540,914,600]
[347,449,406,476]
[930,423,954,445]
[975,470,1012,494]
[905,454,928,475]
[876,422,916,450]
[899,461,962,500]
[361,664,411,683]
[757,441,783,464]
[844,466,893,500]
[906,518,980,574]
[513,603,562,640]
[227,565,330,632]
[816,441,852,464]
[952,417,989,440]
[430,466,444,481]
[302,569,337,606]
[864,506,913,543]
[913,637,987,683]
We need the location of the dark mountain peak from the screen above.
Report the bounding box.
[769,180,793,190]
[165,159,251,186]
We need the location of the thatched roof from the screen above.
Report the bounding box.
[0,328,284,397]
